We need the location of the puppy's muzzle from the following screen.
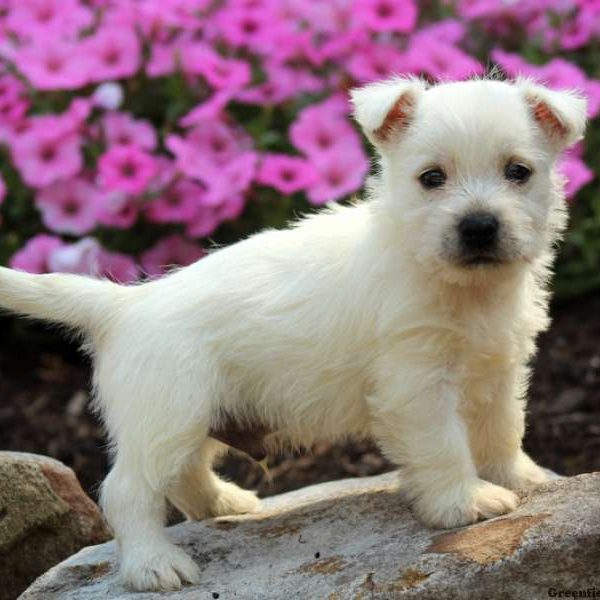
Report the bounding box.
[458,213,501,265]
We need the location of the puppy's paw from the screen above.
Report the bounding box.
[121,542,201,592]
[483,452,551,492]
[413,479,519,529]
[209,480,261,517]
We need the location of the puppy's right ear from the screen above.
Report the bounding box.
[350,77,426,147]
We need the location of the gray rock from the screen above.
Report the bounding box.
[20,471,600,600]
[0,452,111,600]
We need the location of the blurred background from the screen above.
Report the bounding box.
[0,0,599,501]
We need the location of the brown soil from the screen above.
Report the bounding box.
[1,294,599,501]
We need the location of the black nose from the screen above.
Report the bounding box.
[458,213,499,251]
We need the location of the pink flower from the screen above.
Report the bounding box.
[84,27,141,83]
[103,113,157,151]
[407,35,483,80]
[47,238,102,275]
[10,234,65,274]
[36,178,100,235]
[13,37,90,90]
[184,155,257,237]
[96,249,139,283]
[98,146,158,196]
[179,91,235,127]
[306,149,369,205]
[0,74,28,127]
[290,102,361,158]
[180,43,251,91]
[347,42,411,83]
[558,7,597,50]
[257,154,318,195]
[47,237,140,282]
[140,235,204,277]
[217,6,281,52]
[186,194,245,237]
[0,173,5,206]
[11,128,82,188]
[146,40,178,78]
[96,192,139,229]
[559,154,594,200]
[491,50,600,117]
[236,62,324,105]
[353,0,418,33]
[145,180,205,224]
[167,120,254,180]
[6,0,93,40]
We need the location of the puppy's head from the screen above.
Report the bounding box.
[351,77,587,284]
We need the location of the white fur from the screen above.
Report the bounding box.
[0,78,586,592]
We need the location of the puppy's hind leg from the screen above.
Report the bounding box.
[167,438,261,521]
[100,410,207,593]
[101,455,202,592]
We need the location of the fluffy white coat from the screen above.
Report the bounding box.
[0,77,587,591]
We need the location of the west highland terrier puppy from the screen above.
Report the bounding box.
[0,76,586,591]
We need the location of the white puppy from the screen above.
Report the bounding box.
[0,77,586,592]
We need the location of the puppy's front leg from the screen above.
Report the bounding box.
[471,365,550,491]
[370,364,519,529]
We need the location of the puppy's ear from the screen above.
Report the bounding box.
[350,77,426,147]
[518,80,587,150]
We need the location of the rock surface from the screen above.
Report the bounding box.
[0,452,111,600]
[21,471,600,600]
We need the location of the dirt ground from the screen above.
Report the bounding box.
[1,293,599,501]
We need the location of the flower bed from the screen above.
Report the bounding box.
[0,0,598,291]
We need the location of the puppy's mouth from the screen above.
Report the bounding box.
[460,254,505,267]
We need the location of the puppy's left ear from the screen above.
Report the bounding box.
[518,80,587,151]
[350,77,426,148]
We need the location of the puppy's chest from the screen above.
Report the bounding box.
[452,320,519,398]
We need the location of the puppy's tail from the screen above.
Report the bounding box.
[0,266,131,334]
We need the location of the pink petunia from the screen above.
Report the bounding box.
[103,112,157,151]
[180,43,251,91]
[10,234,66,274]
[140,234,204,277]
[236,61,324,105]
[257,154,318,195]
[217,6,281,52]
[179,91,235,127]
[559,154,594,200]
[96,249,139,283]
[306,149,369,205]
[290,102,362,159]
[84,26,142,83]
[353,0,418,34]
[167,120,254,180]
[47,237,140,282]
[0,74,28,127]
[145,180,205,224]
[11,128,82,188]
[186,193,246,237]
[35,178,100,235]
[47,238,103,275]
[406,34,483,80]
[492,50,600,117]
[347,42,412,83]
[6,0,93,40]
[13,36,90,90]
[96,192,139,229]
[98,146,158,196]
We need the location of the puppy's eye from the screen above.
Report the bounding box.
[419,168,446,190]
[505,162,532,184]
